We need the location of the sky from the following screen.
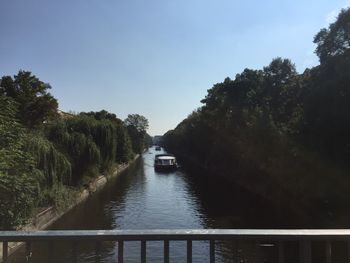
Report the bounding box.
[1,0,349,135]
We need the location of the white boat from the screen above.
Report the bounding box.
[155,146,161,151]
[154,154,177,171]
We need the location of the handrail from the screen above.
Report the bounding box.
[2,229,350,262]
[2,229,350,241]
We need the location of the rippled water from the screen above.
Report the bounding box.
[10,147,327,262]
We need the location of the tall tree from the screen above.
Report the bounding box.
[124,114,149,132]
[0,71,58,128]
[81,110,134,163]
[314,8,350,62]
[124,114,149,154]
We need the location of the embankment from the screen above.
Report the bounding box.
[0,155,139,260]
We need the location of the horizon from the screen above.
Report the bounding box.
[1,0,349,136]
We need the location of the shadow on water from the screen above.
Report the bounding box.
[183,171,302,229]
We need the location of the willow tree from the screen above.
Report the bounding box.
[47,117,101,185]
[91,119,117,170]
[46,114,121,184]
[82,110,134,163]
[115,123,134,163]
[0,96,40,229]
[27,133,72,187]
[68,115,118,171]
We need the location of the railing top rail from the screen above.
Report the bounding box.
[2,229,350,242]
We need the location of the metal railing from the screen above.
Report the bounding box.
[2,229,350,262]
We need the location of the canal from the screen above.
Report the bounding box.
[10,147,340,262]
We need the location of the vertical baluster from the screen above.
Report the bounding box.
[48,241,54,262]
[141,240,146,263]
[278,241,285,263]
[26,241,32,262]
[231,241,235,262]
[299,240,311,263]
[254,242,260,263]
[71,241,78,263]
[95,241,101,263]
[210,240,215,263]
[118,240,124,263]
[187,240,192,263]
[326,241,331,263]
[3,242,8,263]
[164,240,169,263]
[232,240,239,263]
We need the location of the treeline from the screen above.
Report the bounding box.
[163,8,350,216]
[0,72,150,229]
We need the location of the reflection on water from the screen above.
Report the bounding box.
[9,148,350,262]
[11,149,212,262]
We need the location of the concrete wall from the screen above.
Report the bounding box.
[0,155,139,261]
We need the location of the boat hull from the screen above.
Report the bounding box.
[154,164,177,172]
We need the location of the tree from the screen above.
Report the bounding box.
[0,71,58,128]
[0,95,40,229]
[81,110,134,163]
[124,114,149,154]
[124,114,149,132]
[262,58,299,127]
[314,8,350,62]
[263,58,297,87]
[83,110,118,122]
[302,48,350,162]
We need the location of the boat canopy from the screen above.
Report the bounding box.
[155,154,175,159]
[156,156,175,160]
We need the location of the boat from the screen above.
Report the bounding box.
[154,154,177,171]
[155,146,161,151]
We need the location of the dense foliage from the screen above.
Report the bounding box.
[124,114,150,154]
[0,96,40,228]
[0,71,58,128]
[163,8,350,215]
[0,74,149,229]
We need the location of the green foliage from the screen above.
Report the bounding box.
[27,133,72,187]
[164,8,350,213]
[47,117,101,184]
[65,115,117,170]
[124,114,150,154]
[0,96,39,229]
[302,49,350,163]
[0,87,145,229]
[0,172,38,229]
[115,123,134,163]
[314,8,350,62]
[0,71,58,128]
[144,133,153,148]
[124,114,149,132]
[39,184,77,211]
[47,111,141,184]
[82,110,135,163]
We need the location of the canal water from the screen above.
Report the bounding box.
[10,147,342,262]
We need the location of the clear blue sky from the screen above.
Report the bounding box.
[1,0,349,135]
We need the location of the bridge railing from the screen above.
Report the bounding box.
[2,229,350,263]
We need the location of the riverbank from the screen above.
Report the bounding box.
[0,155,139,260]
